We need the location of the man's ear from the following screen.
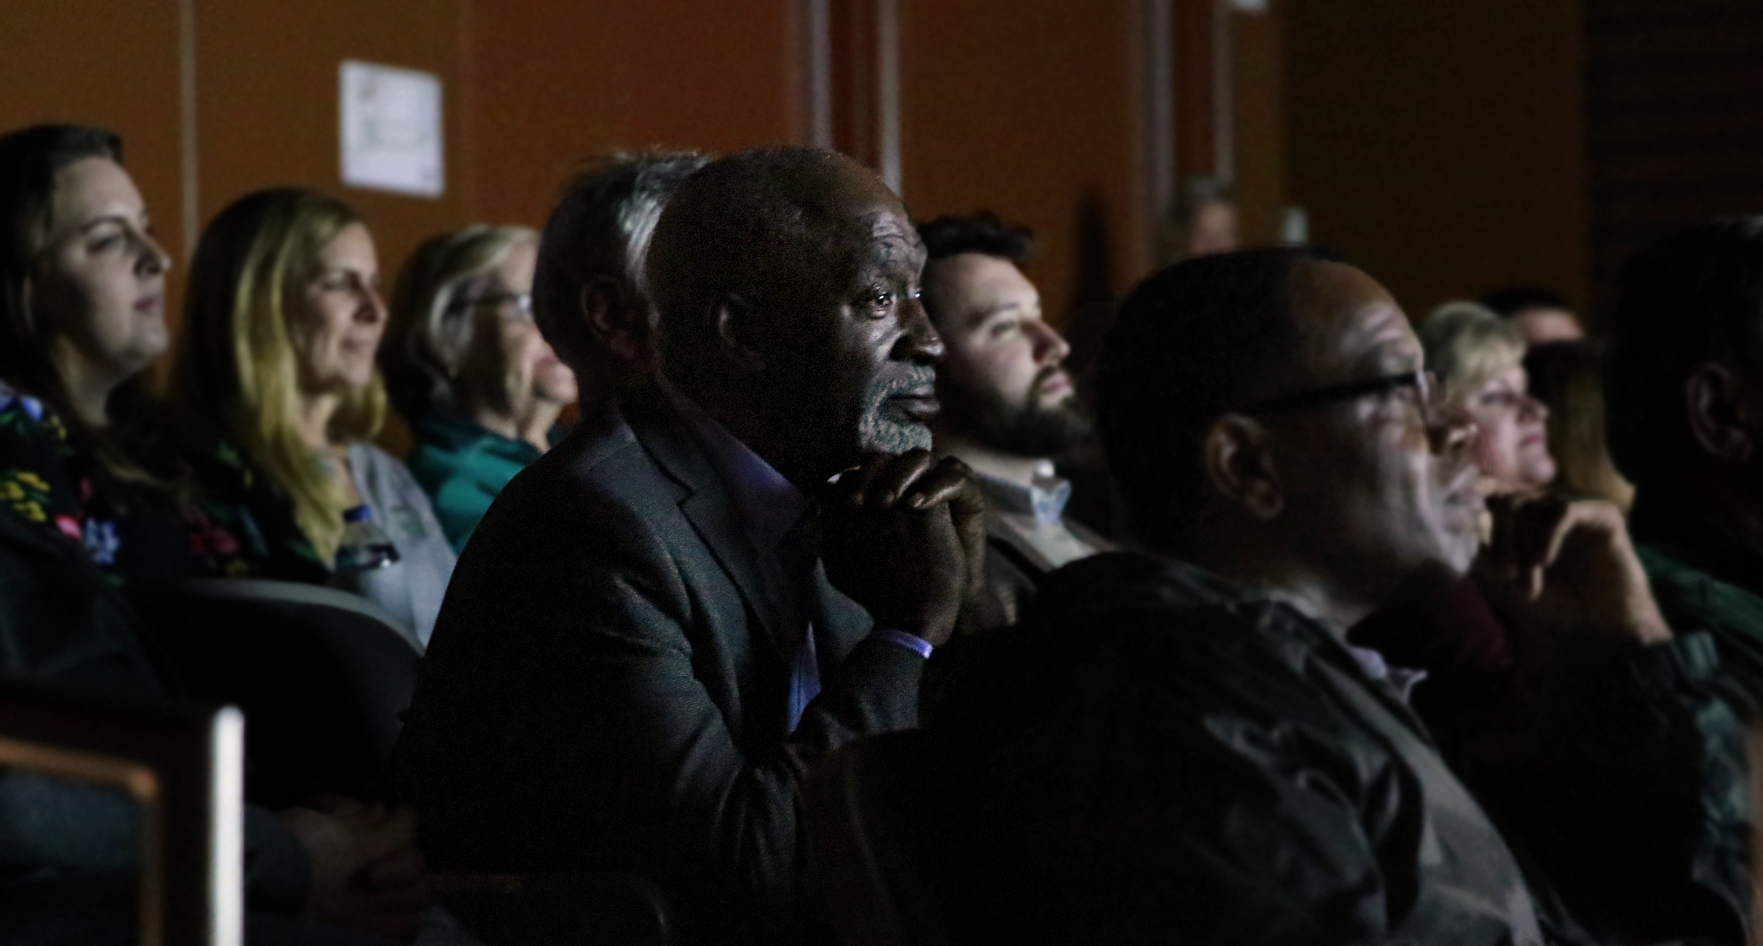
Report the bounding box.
[1202,413,1284,520]
[712,293,765,373]
[1685,360,1757,464]
[580,276,650,365]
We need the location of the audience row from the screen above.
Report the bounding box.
[0,118,1760,946]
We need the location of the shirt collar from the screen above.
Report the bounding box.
[662,380,810,550]
[1177,559,1429,701]
[1140,555,1429,702]
[976,470,1073,526]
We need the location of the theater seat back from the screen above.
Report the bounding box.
[128,578,419,806]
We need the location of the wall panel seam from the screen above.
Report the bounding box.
[179,0,199,258]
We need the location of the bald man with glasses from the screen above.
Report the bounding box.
[921,247,1748,946]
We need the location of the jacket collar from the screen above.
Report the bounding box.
[622,381,793,656]
[659,381,811,553]
[1036,552,1431,722]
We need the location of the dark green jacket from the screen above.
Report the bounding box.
[924,552,1749,946]
[406,410,556,554]
[1632,496,1763,707]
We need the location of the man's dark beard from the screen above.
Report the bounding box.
[940,370,1093,459]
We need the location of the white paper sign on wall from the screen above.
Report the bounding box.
[340,60,444,198]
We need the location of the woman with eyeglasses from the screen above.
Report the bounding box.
[0,125,324,582]
[172,187,455,649]
[1420,300,1557,494]
[381,225,576,552]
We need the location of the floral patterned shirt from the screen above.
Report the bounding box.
[0,383,326,584]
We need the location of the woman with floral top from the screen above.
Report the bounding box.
[170,188,455,648]
[0,124,324,583]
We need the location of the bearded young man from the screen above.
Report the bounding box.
[917,213,1111,625]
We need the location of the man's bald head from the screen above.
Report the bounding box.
[648,148,904,368]
[643,147,941,486]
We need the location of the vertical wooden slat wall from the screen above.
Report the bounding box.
[1279,0,1590,320]
[1,0,1203,338]
[1586,0,1763,310]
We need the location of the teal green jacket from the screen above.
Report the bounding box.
[406,411,558,554]
[1632,495,1763,708]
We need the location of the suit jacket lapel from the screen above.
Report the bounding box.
[623,383,791,657]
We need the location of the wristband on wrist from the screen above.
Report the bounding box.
[870,627,934,659]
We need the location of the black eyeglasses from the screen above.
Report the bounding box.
[1242,369,1442,423]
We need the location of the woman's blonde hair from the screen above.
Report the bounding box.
[1419,300,1526,396]
[381,224,538,421]
[172,187,385,559]
[1526,341,1635,512]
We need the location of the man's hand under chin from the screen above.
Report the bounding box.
[819,450,987,647]
[1472,492,1671,646]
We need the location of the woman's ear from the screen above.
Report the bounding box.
[1203,414,1284,520]
[1685,361,1757,464]
[712,293,765,373]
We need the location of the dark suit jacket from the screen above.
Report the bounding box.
[395,384,926,945]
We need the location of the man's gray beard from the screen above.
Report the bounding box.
[941,378,1093,459]
[858,368,938,454]
[858,413,935,454]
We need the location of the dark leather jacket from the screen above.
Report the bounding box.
[923,552,1749,946]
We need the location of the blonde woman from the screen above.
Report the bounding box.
[173,187,454,648]
[381,225,576,552]
[1420,300,1557,493]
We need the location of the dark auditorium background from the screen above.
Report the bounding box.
[6,0,1759,379]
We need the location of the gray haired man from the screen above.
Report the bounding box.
[531,149,710,413]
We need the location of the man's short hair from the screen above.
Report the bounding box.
[531,150,709,375]
[1479,285,1570,318]
[1098,246,1334,551]
[647,147,872,372]
[1606,217,1763,489]
[917,212,1033,265]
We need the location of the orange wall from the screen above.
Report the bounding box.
[0,0,188,290]
[5,0,1596,333]
[5,0,1185,338]
[2,0,815,321]
[896,0,1153,319]
[194,0,471,290]
[466,0,809,229]
[1279,0,1590,317]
